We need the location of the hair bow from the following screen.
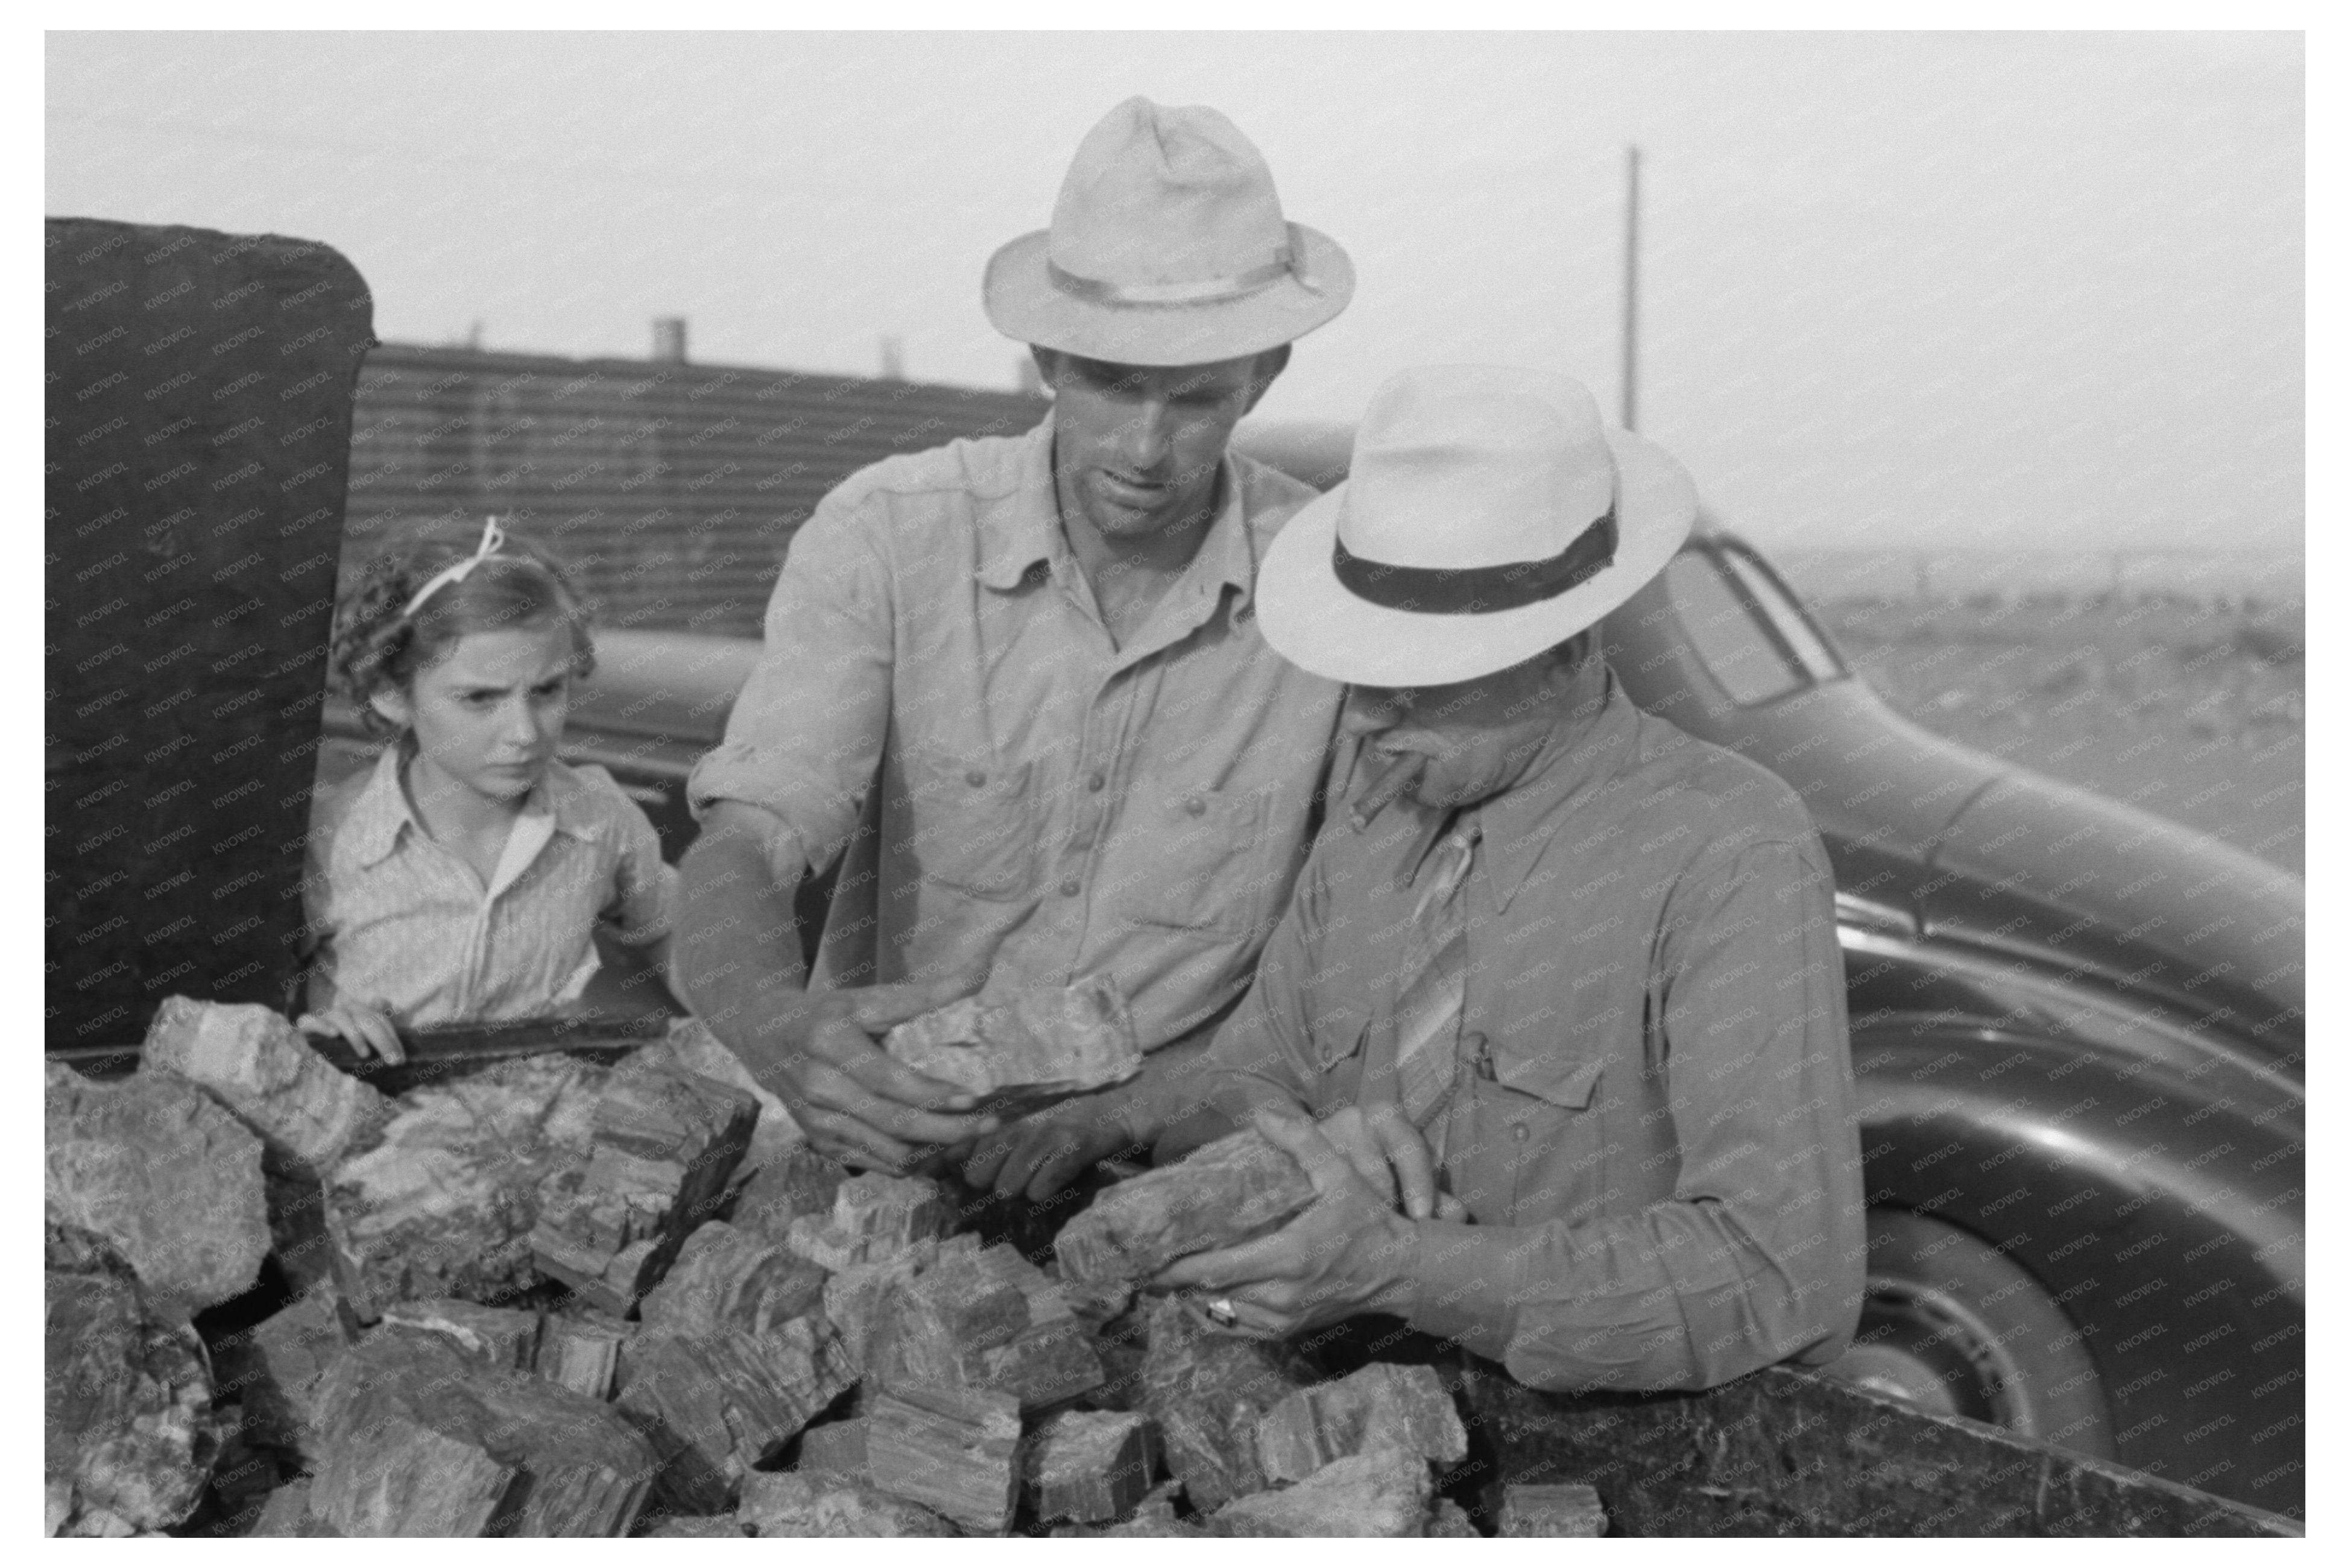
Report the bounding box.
[402,515,507,618]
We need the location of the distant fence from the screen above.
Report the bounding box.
[1769,549,2303,606]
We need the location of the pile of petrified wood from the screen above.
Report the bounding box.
[46,994,1599,1538]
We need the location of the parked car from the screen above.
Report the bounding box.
[318,429,2303,1517]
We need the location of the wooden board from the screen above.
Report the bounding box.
[45,219,372,1050]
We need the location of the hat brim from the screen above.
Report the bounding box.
[984,224,1354,367]
[1256,430,1697,688]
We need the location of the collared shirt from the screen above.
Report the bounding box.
[1197,654,1865,1393]
[687,415,1344,1050]
[305,741,678,1026]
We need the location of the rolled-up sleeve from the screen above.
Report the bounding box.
[1408,838,1865,1391]
[685,485,896,879]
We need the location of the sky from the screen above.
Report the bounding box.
[44,30,2304,562]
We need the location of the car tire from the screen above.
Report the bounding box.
[1823,1208,2114,1459]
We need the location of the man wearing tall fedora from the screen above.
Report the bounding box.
[1125,365,1866,1390]
[677,98,1355,1183]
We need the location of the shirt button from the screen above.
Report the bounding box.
[1059,877,1081,898]
[1512,1124,1530,1144]
[1185,796,1206,817]
[965,769,987,787]
[1087,770,1106,793]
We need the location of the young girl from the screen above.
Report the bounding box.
[298,517,678,1062]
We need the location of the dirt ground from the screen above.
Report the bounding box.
[1815,596,2304,875]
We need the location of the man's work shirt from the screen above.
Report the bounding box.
[305,743,678,1026]
[1197,653,1865,1391]
[687,416,1344,1051]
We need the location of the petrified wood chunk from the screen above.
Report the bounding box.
[46,1060,269,1313]
[884,978,1142,1106]
[823,1238,944,1372]
[865,1380,1025,1534]
[380,1299,541,1371]
[664,1017,803,1170]
[1055,1127,1314,1290]
[247,1480,331,1537]
[729,1145,851,1243]
[142,996,390,1174]
[1426,1497,1480,1537]
[795,1415,871,1476]
[1497,1480,1608,1537]
[614,1318,853,1513]
[870,1242,1107,1409]
[537,1314,633,1402]
[1254,1362,1468,1483]
[637,1219,827,1337]
[311,1332,656,1537]
[531,1054,759,1315]
[870,1250,1029,1383]
[1137,1293,1306,1511]
[1026,1409,1162,1523]
[637,1512,745,1537]
[784,1170,955,1271]
[741,1471,960,1537]
[210,1282,353,1464]
[1208,1446,1433,1538]
[327,1053,607,1317]
[45,1227,218,1537]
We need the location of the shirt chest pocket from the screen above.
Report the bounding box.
[905,752,1037,900]
[1117,786,1271,938]
[1447,1037,1609,1226]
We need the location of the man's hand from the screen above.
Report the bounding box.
[955,1096,1146,1201]
[1151,1106,1423,1339]
[296,1002,405,1065]
[754,979,1000,1173]
[1313,1101,1466,1222]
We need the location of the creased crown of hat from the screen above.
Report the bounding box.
[984,97,1353,367]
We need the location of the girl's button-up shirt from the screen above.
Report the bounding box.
[305,743,678,1026]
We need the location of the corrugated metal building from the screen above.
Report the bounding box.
[346,344,1049,637]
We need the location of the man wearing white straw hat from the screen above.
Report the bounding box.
[678,99,1354,1182]
[1131,365,1866,1390]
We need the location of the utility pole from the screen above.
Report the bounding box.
[1621,144,1641,432]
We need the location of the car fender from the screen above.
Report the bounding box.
[1851,1021,2304,1513]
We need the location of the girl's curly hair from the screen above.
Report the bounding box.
[330,518,596,736]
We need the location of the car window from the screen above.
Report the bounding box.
[1664,552,1809,705]
[1717,544,1848,682]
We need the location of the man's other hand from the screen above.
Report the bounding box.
[761,979,999,1173]
[956,1097,1145,1201]
[1313,1101,1465,1221]
[1150,1106,1423,1338]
